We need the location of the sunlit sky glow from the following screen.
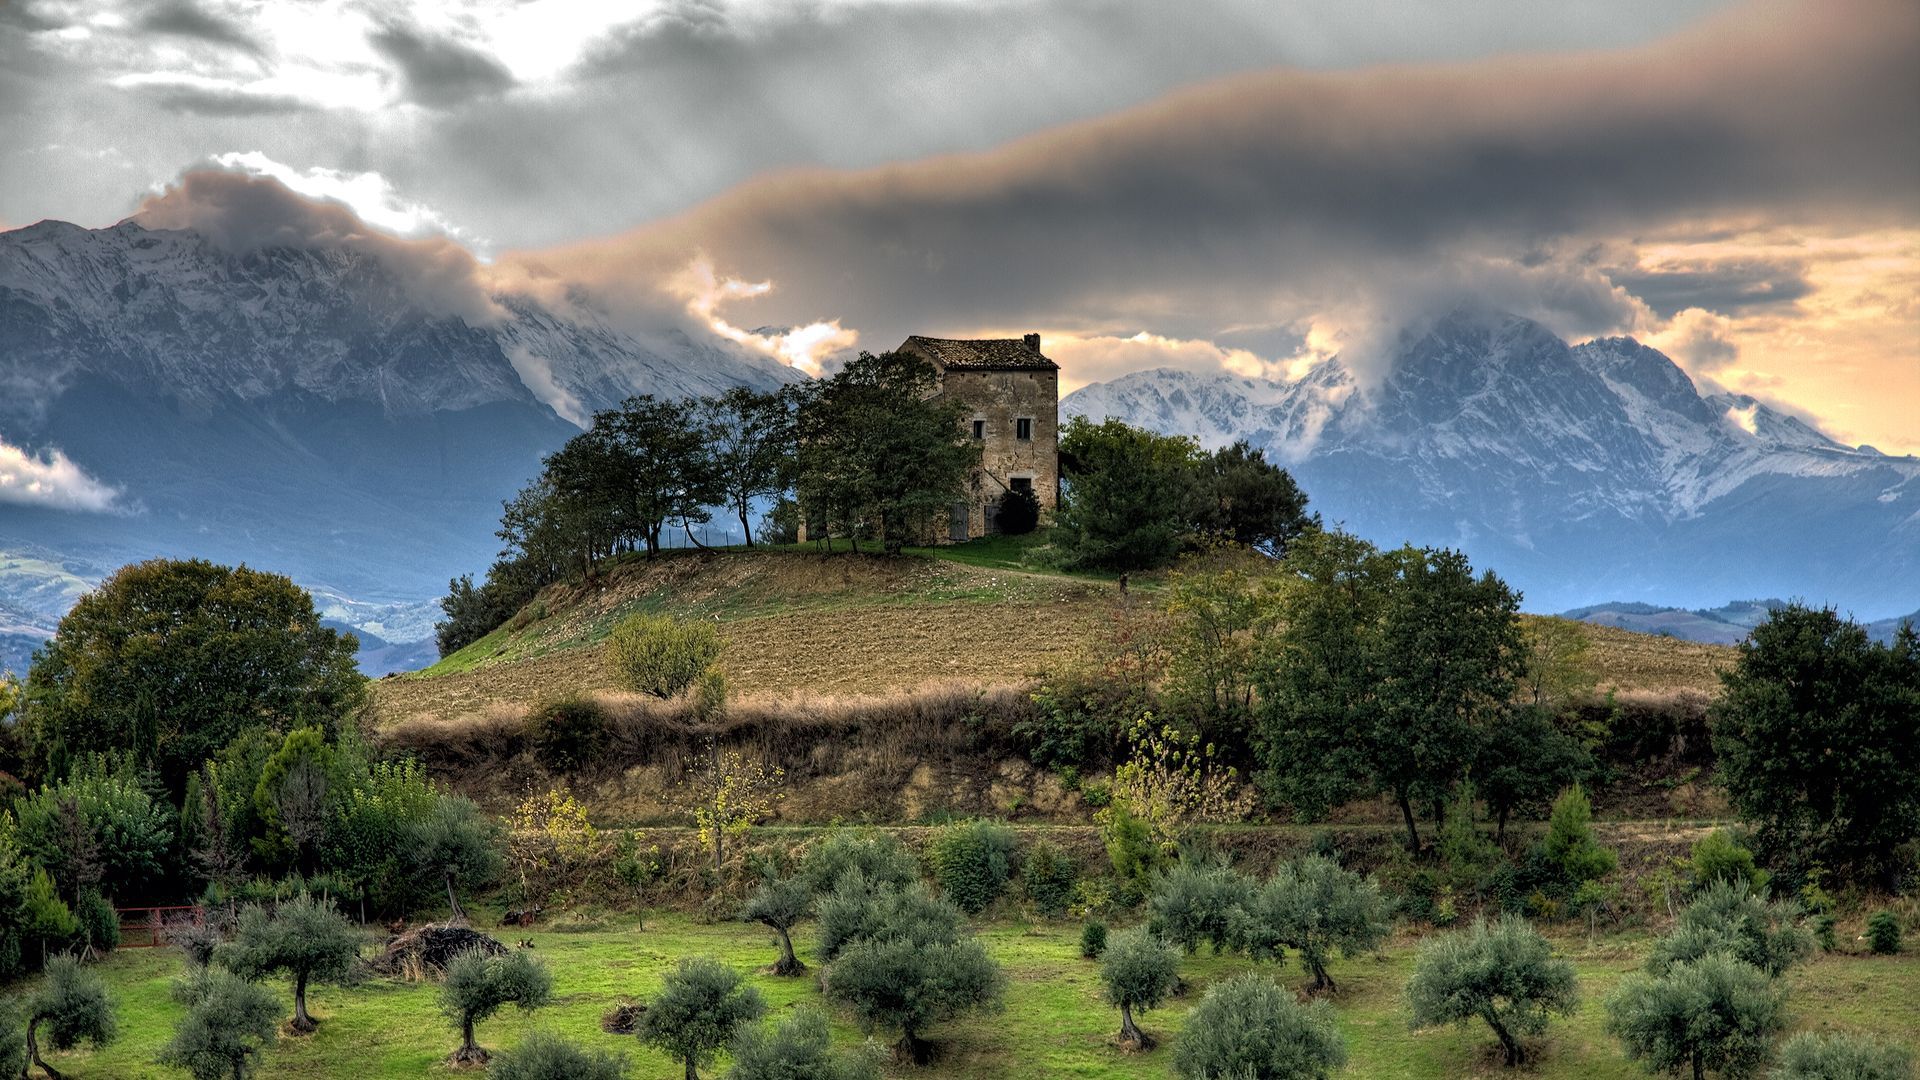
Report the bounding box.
[2,0,1915,453]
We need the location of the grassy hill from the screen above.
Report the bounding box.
[373,539,1732,727]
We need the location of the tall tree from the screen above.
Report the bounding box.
[1710,605,1920,883]
[1054,416,1205,570]
[610,395,721,556]
[23,559,364,788]
[1196,440,1315,555]
[702,387,797,546]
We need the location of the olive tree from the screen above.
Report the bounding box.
[218,895,359,1032]
[1605,952,1786,1080]
[19,955,115,1080]
[1099,927,1179,1049]
[439,947,552,1065]
[1406,916,1579,1067]
[636,957,765,1080]
[1645,881,1811,979]
[158,968,280,1080]
[489,1031,627,1080]
[407,796,502,923]
[1171,973,1345,1080]
[727,1007,882,1080]
[820,884,1003,1065]
[1147,857,1253,956]
[741,877,812,976]
[607,613,722,698]
[1242,855,1391,992]
[1770,1032,1913,1080]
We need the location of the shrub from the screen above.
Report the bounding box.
[1866,911,1902,955]
[440,947,553,1065]
[1407,915,1579,1066]
[1242,855,1391,992]
[1537,785,1616,893]
[1148,857,1252,955]
[728,1007,882,1080]
[996,487,1041,535]
[1606,952,1785,1080]
[1100,802,1160,897]
[73,889,119,955]
[817,884,963,964]
[506,788,599,906]
[1081,921,1109,959]
[1646,880,1812,978]
[218,895,360,1033]
[1100,927,1179,1049]
[22,867,78,962]
[636,957,765,1080]
[1690,829,1770,893]
[1020,677,1124,771]
[159,968,278,1080]
[20,954,116,1077]
[741,876,813,976]
[798,832,919,897]
[928,820,1017,914]
[1172,973,1345,1080]
[606,613,723,698]
[1020,841,1078,918]
[526,696,610,772]
[1771,1031,1914,1080]
[1814,915,1838,953]
[487,1030,627,1080]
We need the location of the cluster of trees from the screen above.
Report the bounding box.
[438,352,985,655]
[1054,417,1316,570]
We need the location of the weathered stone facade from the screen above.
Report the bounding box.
[897,333,1060,542]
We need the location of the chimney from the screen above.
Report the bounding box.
[1024,332,1041,352]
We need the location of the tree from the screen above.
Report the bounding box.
[14,761,176,899]
[1019,840,1078,918]
[683,743,782,874]
[827,935,1003,1064]
[1519,617,1597,711]
[741,876,812,976]
[1710,606,1920,883]
[1535,785,1617,894]
[816,883,964,964]
[702,387,796,547]
[440,947,552,1065]
[1162,560,1285,744]
[1242,855,1390,993]
[797,832,918,897]
[608,614,724,699]
[727,1007,881,1080]
[1171,973,1345,1080]
[407,796,502,923]
[1195,441,1315,555]
[637,957,766,1080]
[1406,915,1579,1067]
[252,726,335,872]
[927,820,1017,915]
[1606,952,1786,1080]
[17,954,115,1079]
[1054,416,1204,570]
[22,559,364,787]
[1689,830,1770,893]
[218,895,359,1033]
[1645,881,1811,979]
[157,968,279,1080]
[1147,856,1253,956]
[1770,1032,1913,1080]
[607,394,721,556]
[995,487,1041,535]
[489,1030,628,1080]
[1099,927,1179,1049]
[1477,708,1590,843]
[505,786,600,907]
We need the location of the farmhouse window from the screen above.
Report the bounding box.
[1010,477,1032,494]
[1015,417,1033,440]
[972,419,986,439]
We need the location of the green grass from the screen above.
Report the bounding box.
[33,914,1920,1079]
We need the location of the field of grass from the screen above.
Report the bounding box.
[34,912,1917,1079]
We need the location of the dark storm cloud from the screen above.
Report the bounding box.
[368,21,515,108]
[141,82,313,116]
[1609,259,1815,319]
[509,0,1917,354]
[137,1,266,57]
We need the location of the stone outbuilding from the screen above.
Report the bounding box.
[896,333,1060,541]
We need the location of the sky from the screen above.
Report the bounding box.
[2,0,1917,454]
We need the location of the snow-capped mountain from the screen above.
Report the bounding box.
[0,217,803,673]
[1063,310,1920,615]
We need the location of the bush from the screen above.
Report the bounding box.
[1866,911,1902,955]
[73,889,119,954]
[728,1007,882,1080]
[1020,841,1078,918]
[636,957,765,1080]
[996,488,1041,535]
[1100,927,1179,1049]
[1407,915,1579,1066]
[1690,828,1770,893]
[927,820,1017,914]
[1081,920,1109,959]
[1148,857,1252,955]
[798,832,919,897]
[1020,676,1124,771]
[1537,785,1616,893]
[159,968,278,1080]
[1241,855,1391,992]
[1172,973,1345,1080]
[1606,952,1785,1080]
[1771,1031,1914,1080]
[526,696,610,772]
[1101,802,1160,898]
[606,613,723,698]
[1646,880,1812,978]
[488,1030,626,1080]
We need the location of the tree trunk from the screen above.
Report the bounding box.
[1397,792,1422,852]
[773,927,806,976]
[738,501,754,547]
[1482,1008,1521,1066]
[1117,1002,1152,1049]
[291,972,315,1032]
[712,828,725,875]
[1311,958,1335,994]
[685,1059,700,1080]
[27,1015,63,1080]
[894,1027,931,1065]
[683,521,712,551]
[1496,805,1510,845]
[1692,1056,1705,1080]
[445,874,466,923]
[450,1016,488,1065]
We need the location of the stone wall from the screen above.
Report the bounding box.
[936,368,1059,540]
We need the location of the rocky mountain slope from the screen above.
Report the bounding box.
[1063,310,1920,615]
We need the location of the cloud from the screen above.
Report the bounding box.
[666,256,858,376]
[0,437,121,512]
[112,73,312,116]
[132,167,499,322]
[1607,257,1813,318]
[1649,307,1742,372]
[136,1,267,57]
[368,21,515,107]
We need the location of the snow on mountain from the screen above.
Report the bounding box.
[1063,310,1920,615]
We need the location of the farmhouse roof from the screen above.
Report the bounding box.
[900,333,1058,371]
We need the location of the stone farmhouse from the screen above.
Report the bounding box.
[897,333,1060,542]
